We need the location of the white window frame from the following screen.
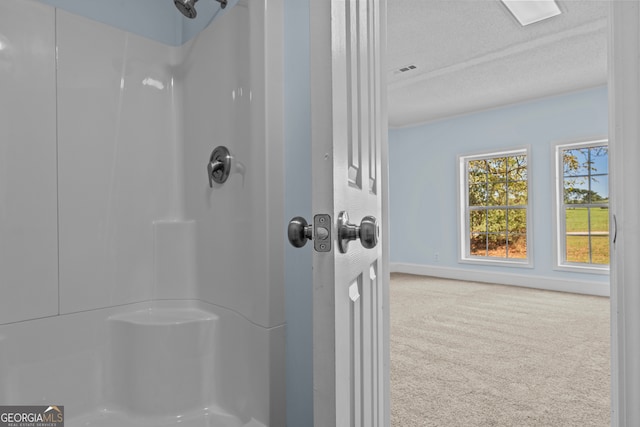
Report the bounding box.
[553,139,609,274]
[457,147,533,268]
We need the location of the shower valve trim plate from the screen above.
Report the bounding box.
[207,146,232,187]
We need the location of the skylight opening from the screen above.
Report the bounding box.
[502,0,562,26]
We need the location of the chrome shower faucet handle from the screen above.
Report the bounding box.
[207,146,232,187]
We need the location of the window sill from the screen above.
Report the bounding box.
[554,263,610,275]
[459,257,533,269]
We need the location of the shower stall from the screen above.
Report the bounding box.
[0,0,285,425]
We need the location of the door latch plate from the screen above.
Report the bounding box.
[314,214,331,252]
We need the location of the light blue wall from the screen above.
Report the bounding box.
[37,0,236,45]
[284,0,313,426]
[389,86,609,284]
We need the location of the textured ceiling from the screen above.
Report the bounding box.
[387,0,608,128]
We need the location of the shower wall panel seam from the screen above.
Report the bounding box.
[54,7,61,318]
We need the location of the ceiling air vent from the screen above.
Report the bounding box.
[399,65,417,73]
[393,64,418,75]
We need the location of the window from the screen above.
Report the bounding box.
[555,140,609,272]
[459,148,530,266]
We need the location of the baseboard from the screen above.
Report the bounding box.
[389,263,610,297]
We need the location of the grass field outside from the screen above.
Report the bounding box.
[565,206,609,264]
[565,206,609,232]
[469,206,609,264]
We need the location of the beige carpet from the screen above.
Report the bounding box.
[390,273,610,427]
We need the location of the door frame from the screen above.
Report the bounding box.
[609,2,640,425]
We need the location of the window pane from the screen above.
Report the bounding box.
[508,155,527,181]
[487,157,507,177]
[470,233,486,256]
[590,236,610,264]
[487,209,507,233]
[489,182,507,206]
[508,181,528,205]
[508,209,527,234]
[566,235,589,263]
[563,148,589,176]
[566,207,588,233]
[469,184,487,206]
[590,175,608,203]
[468,160,487,181]
[469,210,486,233]
[564,176,589,204]
[590,146,608,175]
[487,233,506,258]
[508,234,527,259]
[591,207,609,233]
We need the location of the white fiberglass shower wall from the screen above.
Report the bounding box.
[0,0,284,425]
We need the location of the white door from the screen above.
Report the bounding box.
[309,0,388,425]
